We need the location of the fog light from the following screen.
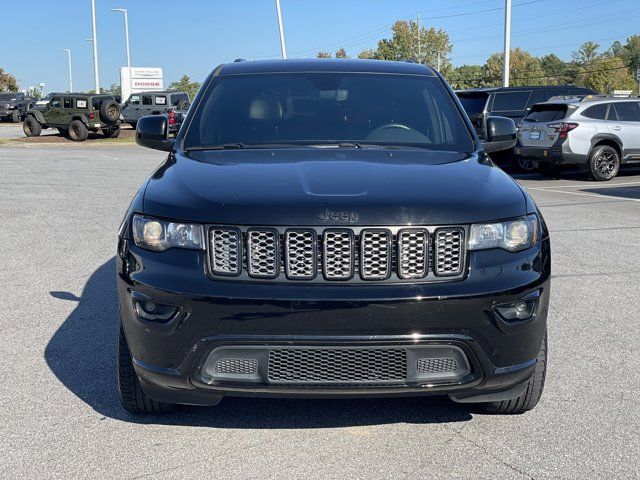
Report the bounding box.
[495,300,536,321]
[134,300,179,323]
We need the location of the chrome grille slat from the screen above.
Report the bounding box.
[246,228,279,278]
[285,229,317,280]
[210,227,241,275]
[323,230,354,280]
[207,225,466,282]
[434,228,464,276]
[397,229,428,279]
[360,229,391,280]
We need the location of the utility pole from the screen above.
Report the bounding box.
[61,49,73,92]
[503,0,511,87]
[416,13,421,63]
[90,0,100,93]
[274,0,287,59]
[110,8,131,68]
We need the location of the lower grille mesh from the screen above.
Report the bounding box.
[417,357,459,374]
[268,348,407,384]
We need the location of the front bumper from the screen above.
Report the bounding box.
[117,237,550,405]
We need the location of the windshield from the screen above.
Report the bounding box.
[183,73,474,152]
[0,93,17,101]
[524,104,568,122]
[456,93,489,115]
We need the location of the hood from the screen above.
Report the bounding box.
[142,149,527,226]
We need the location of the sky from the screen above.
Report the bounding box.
[4,0,640,93]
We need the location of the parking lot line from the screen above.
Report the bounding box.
[526,180,640,190]
[524,186,640,203]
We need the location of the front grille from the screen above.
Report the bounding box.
[207,225,466,283]
[268,348,407,384]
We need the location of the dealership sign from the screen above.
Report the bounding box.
[120,67,164,102]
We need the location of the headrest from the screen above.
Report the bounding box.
[248,98,283,120]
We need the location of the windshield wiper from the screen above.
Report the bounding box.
[185,143,246,151]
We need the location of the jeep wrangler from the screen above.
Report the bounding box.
[0,92,34,123]
[23,94,121,141]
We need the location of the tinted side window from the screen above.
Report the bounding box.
[50,98,61,108]
[581,104,608,120]
[611,102,640,121]
[492,91,532,111]
[63,98,73,108]
[171,93,189,106]
[142,95,153,106]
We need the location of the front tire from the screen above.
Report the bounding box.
[23,116,42,137]
[12,110,21,123]
[117,324,175,414]
[588,145,620,181]
[68,120,88,142]
[479,330,547,414]
[103,126,121,138]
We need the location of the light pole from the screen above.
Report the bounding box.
[502,0,511,87]
[274,0,287,59]
[90,0,100,93]
[61,49,73,92]
[110,8,131,68]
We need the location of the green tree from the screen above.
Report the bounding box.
[316,51,331,58]
[168,75,201,100]
[357,49,376,59]
[620,35,640,73]
[483,48,545,86]
[540,54,567,85]
[370,20,452,72]
[576,56,636,93]
[26,87,42,100]
[0,68,19,92]
[335,48,348,59]
[448,65,486,90]
[572,41,601,64]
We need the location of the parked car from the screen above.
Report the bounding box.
[121,90,190,128]
[516,94,640,181]
[456,85,596,171]
[23,93,121,141]
[0,92,35,123]
[117,59,550,416]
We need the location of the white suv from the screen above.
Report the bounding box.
[516,95,640,181]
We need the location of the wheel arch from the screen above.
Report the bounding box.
[590,134,622,158]
[26,110,46,124]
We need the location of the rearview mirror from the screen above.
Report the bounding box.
[136,115,175,152]
[483,116,517,154]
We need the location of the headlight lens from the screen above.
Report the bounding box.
[132,214,204,251]
[468,214,539,252]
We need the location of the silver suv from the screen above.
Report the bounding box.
[516,95,640,181]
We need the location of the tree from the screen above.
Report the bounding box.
[335,48,348,59]
[362,20,452,72]
[0,68,19,92]
[26,87,42,100]
[540,54,567,85]
[620,35,640,73]
[572,41,601,64]
[576,56,636,93]
[103,83,121,96]
[483,48,545,86]
[316,51,331,58]
[168,75,201,100]
[448,65,486,90]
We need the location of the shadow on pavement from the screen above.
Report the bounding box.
[581,185,640,200]
[45,258,473,427]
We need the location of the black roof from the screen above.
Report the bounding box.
[456,85,593,94]
[218,59,436,76]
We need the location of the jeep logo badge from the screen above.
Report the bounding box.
[318,208,358,223]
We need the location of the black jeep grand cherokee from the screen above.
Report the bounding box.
[117,59,550,415]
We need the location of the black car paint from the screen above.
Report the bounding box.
[119,59,549,407]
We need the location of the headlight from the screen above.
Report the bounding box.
[468,214,539,252]
[132,214,204,251]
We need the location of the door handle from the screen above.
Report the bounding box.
[612,126,622,131]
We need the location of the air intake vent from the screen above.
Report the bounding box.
[434,228,464,276]
[247,228,279,278]
[417,357,459,374]
[397,229,428,279]
[215,358,258,375]
[209,227,241,275]
[268,348,407,384]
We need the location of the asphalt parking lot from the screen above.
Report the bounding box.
[1,141,639,479]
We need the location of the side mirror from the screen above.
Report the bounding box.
[483,116,517,153]
[136,115,175,152]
